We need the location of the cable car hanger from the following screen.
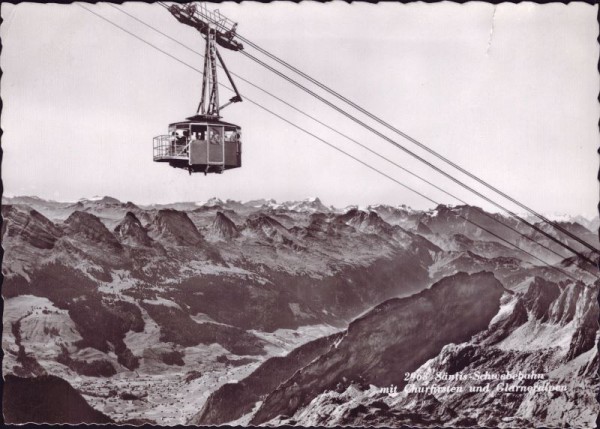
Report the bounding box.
[152,2,243,175]
[169,2,243,118]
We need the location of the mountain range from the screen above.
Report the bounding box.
[2,195,598,426]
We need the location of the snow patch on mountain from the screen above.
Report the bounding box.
[497,319,575,353]
[142,297,183,310]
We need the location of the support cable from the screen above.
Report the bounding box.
[231,28,599,256]
[158,0,597,258]
[238,48,598,266]
[76,3,594,282]
[106,2,589,270]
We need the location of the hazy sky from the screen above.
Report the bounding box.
[1,2,598,216]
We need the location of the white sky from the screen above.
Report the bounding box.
[1,2,598,216]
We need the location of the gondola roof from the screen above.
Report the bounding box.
[168,114,240,128]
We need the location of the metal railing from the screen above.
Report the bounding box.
[154,132,240,160]
[167,2,243,50]
[194,3,238,36]
[153,135,189,160]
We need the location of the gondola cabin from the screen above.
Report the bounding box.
[153,116,241,174]
[155,3,244,175]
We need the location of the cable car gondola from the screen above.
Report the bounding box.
[154,115,241,174]
[153,3,243,175]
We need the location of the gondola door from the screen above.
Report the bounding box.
[207,125,224,165]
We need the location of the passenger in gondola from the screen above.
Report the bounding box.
[181,130,190,154]
[170,131,178,156]
[209,129,221,145]
[172,132,182,155]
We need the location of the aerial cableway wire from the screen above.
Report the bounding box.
[236,48,599,267]
[106,2,597,275]
[155,1,597,264]
[76,4,591,282]
[228,24,599,256]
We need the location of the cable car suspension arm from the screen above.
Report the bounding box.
[163,1,243,118]
[216,48,242,111]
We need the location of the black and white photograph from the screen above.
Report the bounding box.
[1,1,598,427]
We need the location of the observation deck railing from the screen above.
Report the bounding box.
[153,135,189,160]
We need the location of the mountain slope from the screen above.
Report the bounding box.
[191,332,344,425]
[148,209,204,246]
[206,211,240,241]
[2,205,63,250]
[114,211,154,247]
[3,374,112,424]
[251,271,505,424]
[257,279,599,428]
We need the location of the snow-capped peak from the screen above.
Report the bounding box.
[205,197,225,206]
[79,195,105,202]
[78,196,121,204]
[284,197,330,213]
